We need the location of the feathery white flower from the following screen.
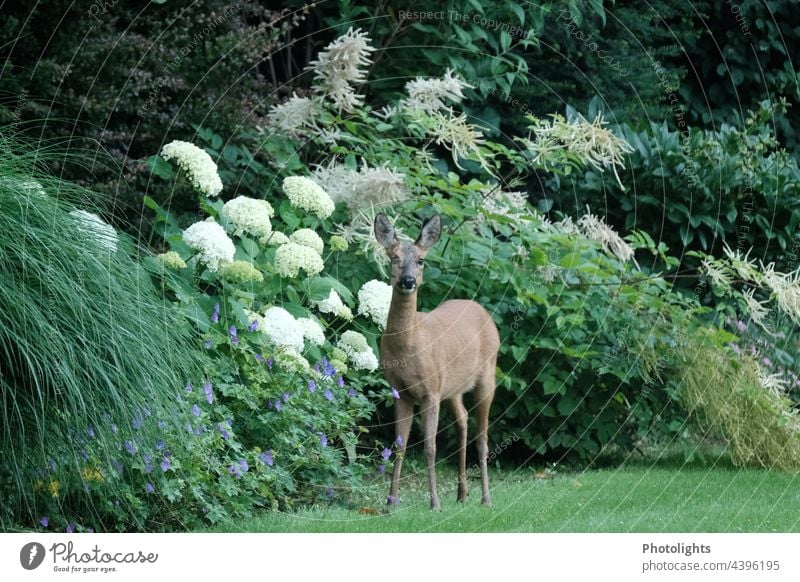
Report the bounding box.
[182,219,235,272]
[723,243,760,282]
[263,307,305,353]
[282,176,335,219]
[431,110,487,170]
[312,160,409,213]
[290,228,324,255]
[761,262,800,325]
[266,94,321,137]
[578,211,635,263]
[701,258,732,290]
[221,196,274,241]
[403,69,472,114]
[70,210,118,252]
[161,140,223,197]
[357,279,393,328]
[483,189,528,219]
[554,215,580,235]
[274,241,324,278]
[307,27,376,113]
[297,317,326,346]
[758,363,788,396]
[742,288,771,332]
[536,264,562,284]
[315,289,353,320]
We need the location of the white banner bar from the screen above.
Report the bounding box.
[1,533,797,581]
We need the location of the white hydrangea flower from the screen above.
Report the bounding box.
[315,289,353,320]
[282,176,335,219]
[69,210,118,252]
[266,231,290,246]
[337,330,378,371]
[578,211,635,263]
[307,27,376,113]
[263,307,305,353]
[182,219,235,272]
[266,93,321,138]
[221,196,274,241]
[275,348,311,373]
[160,140,223,197]
[350,348,379,371]
[290,228,324,255]
[274,241,324,278]
[403,69,472,114]
[244,309,267,333]
[357,279,393,328]
[297,317,326,346]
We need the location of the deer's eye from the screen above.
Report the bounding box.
[417,259,424,266]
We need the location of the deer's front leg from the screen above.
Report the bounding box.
[388,396,414,505]
[421,395,441,511]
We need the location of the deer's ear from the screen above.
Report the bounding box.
[416,214,441,250]
[374,214,398,249]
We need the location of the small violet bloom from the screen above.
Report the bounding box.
[204,339,213,349]
[66,522,76,533]
[211,303,220,324]
[185,382,193,393]
[347,388,356,398]
[395,435,404,447]
[145,483,155,494]
[391,387,400,399]
[204,382,214,404]
[40,516,49,528]
[378,464,386,475]
[239,459,249,473]
[381,448,392,461]
[337,376,345,388]
[319,433,328,447]
[308,380,316,393]
[192,404,201,417]
[124,440,137,455]
[249,319,259,332]
[255,354,265,363]
[229,325,239,346]
[155,439,166,451]
[259,451,274,466]
[266,357,274,369]
[161,457,171,472]
[324,388,334,402]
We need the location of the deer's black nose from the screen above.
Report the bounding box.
[399,276,416,290]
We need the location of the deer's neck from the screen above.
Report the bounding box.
[385,289,418,350]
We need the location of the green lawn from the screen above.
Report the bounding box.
[211,454,800,533]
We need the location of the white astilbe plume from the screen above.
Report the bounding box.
[742,287,772,332]
[483,188,529,219]
[160,140,223,197]
[553,215,580,235]
[69,210,118,252]
[430,110,488,171]
[357,279,393,328]
[403,69,472,114]
[723,243,760,282]
[307,27,376,113]
[524,113,634,189]
[182,219,235,272]
[758,362,789,397]
[312,160,409,213]
[578,211,635,263]
[701,258,733,290]
[265,94,321,138]
[760,261,800,325]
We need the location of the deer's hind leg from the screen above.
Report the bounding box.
[449,395,469,502]
[474,367,496,506]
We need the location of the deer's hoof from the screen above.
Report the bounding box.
[481,496,492,507]
[430,498,442,512]
[387,495,400,506]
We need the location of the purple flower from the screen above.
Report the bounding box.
[185,382,193,393]
[308,380,316,393]
[259,451,274,466]
[347,388,356,398]
[274,400,283,412]
[321,358,336,377]
[204,339,213,349]
[230,325,239,346]
[144,463,153,474]
[324,388,334,402]
[132,417,143,430]
[282,392,290,402]
[40,516,49,528]
[87,426,96,439]
[736,320,747,333]
[378,464,386,475]
[160,457,171,472]
[248,319,259,332]
[319,433,328,447]
[326,487,335,498]
[217,423,230,440]
[395,435,404,447]
[211,302,220,324]
[337,375,345,388]
[158,421,167,430]
[391,387,400,399]
[80,448,89,461]
[192,404,201,417]
[124,440,137,455]
[239,459,249,473]
[204,382,213,404]
[731,343,742,355]
[387,495,398,504]
[762,357,773,367]
[266,357,274,369]
[155,439,166,451]
[381,448,392,461]
[228,464,241,478]
[145,483,155,494]
[255,354,265,363]
[66,522,76,533]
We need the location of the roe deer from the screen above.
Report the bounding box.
[374,213,500,510]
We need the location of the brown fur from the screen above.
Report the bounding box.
[375,213,500,510]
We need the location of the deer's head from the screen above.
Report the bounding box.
[374,213,441,294]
